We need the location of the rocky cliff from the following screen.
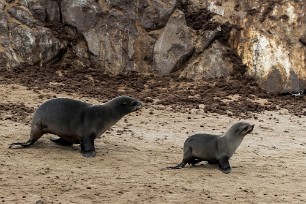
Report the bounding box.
[0,0,305,93]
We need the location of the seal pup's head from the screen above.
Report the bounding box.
[228,122,254,137]
[109,96,142,116]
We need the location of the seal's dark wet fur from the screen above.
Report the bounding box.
[168,122,254,173]
[9,96,142,157]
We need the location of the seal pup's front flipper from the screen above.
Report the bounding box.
[81,133,96,158]
[219,156,231,174]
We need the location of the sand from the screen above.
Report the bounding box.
[0,83,305,203]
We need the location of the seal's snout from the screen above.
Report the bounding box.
[132,100,143,111]
[247,124,255,133]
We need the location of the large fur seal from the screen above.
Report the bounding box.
[168,122,254,173]
[9,96,142,157]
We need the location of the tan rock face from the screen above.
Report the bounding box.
[227,0,306,93]
[183,0,306,93]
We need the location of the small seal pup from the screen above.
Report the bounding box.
[168,122,254,173]
[9,96,142,157]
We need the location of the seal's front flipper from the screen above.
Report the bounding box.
[81,133,96,158]
[219,157,231,174]
[50,137,73,146]
[9,139,37,148]
[82,150,96,157]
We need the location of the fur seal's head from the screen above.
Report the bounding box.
[109,96,142,115]
[229,122,254,137]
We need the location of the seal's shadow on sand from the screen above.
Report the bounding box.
[10,139,109,156]
[163,162,219,171]
[187,162,221,170]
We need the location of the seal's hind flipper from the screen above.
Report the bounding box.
[167,160,187,169]
[9,139,36,148]
[50,137,73,146]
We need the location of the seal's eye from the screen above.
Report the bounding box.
[235,128,240,133]
[132,101,138,106]
[122,101,127,105]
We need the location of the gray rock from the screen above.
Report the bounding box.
[0,3,20,70]
[28,0,47,22]
[140,0,177,30]
[83,14,137,74]
[153,9,194,75]
[0,3,9,47]
[61,0,102,32]
[8,6,38,26]
[180,41,233,79]
[19,0,60,23]
[45,0,60,22]
[0,48,21,70]
[11,25,65,65]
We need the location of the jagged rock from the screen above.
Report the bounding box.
[20,0,60,23]
[8,6,39,26]
[61,0,102,32]
[1,1,66,69]
[83,12,138,74]
[45,0,60,23]
[132,23,156,73]
[180,41,233,79]
[0,2,20,70]
[83,1,158,74]
[1,0,306,93]
[225,0,306,93]
[75,41,89,59]
[24,0,47,22]
[11,25,65,65]
[0,48,20,70]
[140,0,177,30]
[0,2,9,47]
[153,9,194,75]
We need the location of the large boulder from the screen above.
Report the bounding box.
[7,5,39,26]
[241,31,302,93]
[0,2,9,47]
[226,1,306,93]
[180,41,234,79]
[153,9,194,75]
[0,2,20,69]
[1,2,66,69]
[82,0,176,74]
[11,25,66,65]
[61,0,102,32]
[140,0,177,30]
[19,0,60,23]
[83,9,139,74]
